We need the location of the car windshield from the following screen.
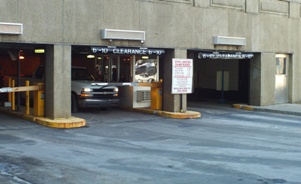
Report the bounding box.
[72,68,95,80]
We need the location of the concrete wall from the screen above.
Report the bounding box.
[0,0,299,51]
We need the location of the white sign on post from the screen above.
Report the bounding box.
[172,58,193,94]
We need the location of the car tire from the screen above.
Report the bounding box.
[71,93,79,113]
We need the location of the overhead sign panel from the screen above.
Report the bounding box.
[91,46,165,55]
[198,52,254,59]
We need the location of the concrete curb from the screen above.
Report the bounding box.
[35,117,86,129]
[131,108,201,119]
[232,104,301,117]
[0,107,86,129]
[232,104,243,109]
[233,104,254,111]
[242,106,254,111]
[252,108,301,116]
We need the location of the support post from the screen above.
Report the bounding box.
[45,44,71,119]
[163,49,187,112]
[25,80,30,115]
[34,83,44,117]
[8,78,11,102]
[11,80,15,111]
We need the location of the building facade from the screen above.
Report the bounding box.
[0,0,300,119]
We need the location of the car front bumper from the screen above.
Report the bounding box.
[78,98,119,108]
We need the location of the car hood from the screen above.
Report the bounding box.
[72,80,117,90]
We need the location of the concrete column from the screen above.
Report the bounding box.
[45,44,71,119]
[250,52,275,106]
[163,49,187,112]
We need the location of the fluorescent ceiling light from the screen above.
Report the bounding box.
[87,55,95,59]
[102,29,145,41]
[35,49,45,54]
[276,54,286,58]
[142,56,149,59]
[213,36,246,46]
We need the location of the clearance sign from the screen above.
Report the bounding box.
[172,58,193,94]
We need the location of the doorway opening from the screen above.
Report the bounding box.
[189,51,251,104]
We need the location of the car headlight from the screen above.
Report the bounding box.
[82,88,92,92]
[114,88,119,92]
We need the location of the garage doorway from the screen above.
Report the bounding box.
[0,43,46,109]
[190,51,252,104]
[95,55,132,82]
[275,54,288,104]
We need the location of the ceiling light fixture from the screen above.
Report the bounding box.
[276,54,286,58]
[87,55,95,59]
[35,49,45,54]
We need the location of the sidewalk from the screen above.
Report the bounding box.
[233,103,301,116]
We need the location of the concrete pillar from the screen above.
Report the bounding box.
[163,49,187,112]
[250,52,275,106]
[45,44,71,119]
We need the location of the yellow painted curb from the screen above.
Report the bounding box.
[233,104,243,109]
[132,108,201,119]
[242,106,254,111]
[161,111,201,119]
[35,117,86,129]
[0,107,86,129]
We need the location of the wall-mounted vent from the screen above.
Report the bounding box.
[213,36,246,46]
[137,90,151,102]
[0,22,23,35]
[102,29,145,41]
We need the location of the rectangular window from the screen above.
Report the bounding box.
[135,55,158,83]
[276,55,286,75]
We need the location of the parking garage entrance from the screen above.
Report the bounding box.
[189,51,254,104]
[72,46,165,109]
[0,43,46,109]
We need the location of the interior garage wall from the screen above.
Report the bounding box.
[194,59,239,90]
[0,55,41,76]
[72,55,96,76]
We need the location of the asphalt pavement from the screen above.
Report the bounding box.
[0,101,301,184]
